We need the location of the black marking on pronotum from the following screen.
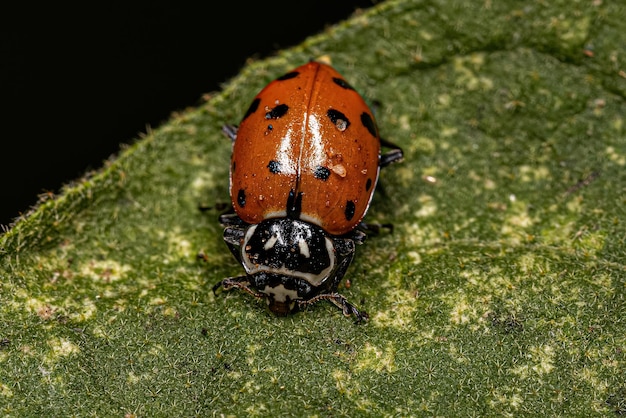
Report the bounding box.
[267,160,281,174]
[276,71,299,81]
[265,104,289,119]
[332,77,355,91]
[365,178,372,191]
[242,98,261,121]
[237,189,246,207]
[360,112,378,138]
[286,189,303,219]
[345,200,356,221]
[313,166,331,181]
[327,109,351,130]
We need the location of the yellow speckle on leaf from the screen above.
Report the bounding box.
[162,306,178,317]
[500,200,535,244]
[333,370,357,396]
[68,298,97,322]
[441,126,458,138]
[566,195,583,213]
[407,251,421,264]
[469,52,486,66]
[0,382,13,397]
[530,344,555,375]
[150,297,167,306]
[372,286,419,329]
[404,220,442,248]
[247,343,262,366]
[419,29,433,41]
[555,15,591,46]
[398,114,411,131]
[35,303,54,320]
[449,293,475,325]
[510,344,554,378]
[127,371,141,384]
[606,146,625,166]
[355,342,397,373]
[80,260,131,282]
[453,54,493,91]
[191,171,217,192]
[22,296,58,321]
[518,164,551,182]
[489,387,524,410]
[415,194,437,218]
[437,94,451,107]
[44,337,80,365]
[164,227,195,259]
[413,136,436,154]
[574,364,609,394]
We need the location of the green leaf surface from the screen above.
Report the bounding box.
[2,0,625,416]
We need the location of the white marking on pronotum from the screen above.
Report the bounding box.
[264,235,278,250]
[263,284,299,303]
[298,240,310,258]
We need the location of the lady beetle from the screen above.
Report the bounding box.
[213,61,403,322]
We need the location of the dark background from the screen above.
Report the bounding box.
[1,1,378,227]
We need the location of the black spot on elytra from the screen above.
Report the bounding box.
[286,189,303,219]
[265,104,289,119]
[276,71,299,81]
[313,166,330,181]
[366,178,372,191]
[237,189,246,207]
[332,77,355,91]
[242,98,260,121]
[327,109,351,130]
[360,112,378,138]
[267,160,281,174]
[345,201,356,221]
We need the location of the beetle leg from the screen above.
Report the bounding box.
[219,211,248,262]
[357,222,394,236]
[379,137,404,168]
[333,236,357,257]
[298,236,367,322]
[348,229,367,245]
[330,238,357,291]
[219,211,247,227]
[221,226,245,263]
[223,226,244,245]
[213,276,264,299]
[222,124,238,142]
[299,293,368,323]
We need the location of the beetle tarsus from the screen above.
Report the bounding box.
[300,293,368,324]
[213,276,264,299]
